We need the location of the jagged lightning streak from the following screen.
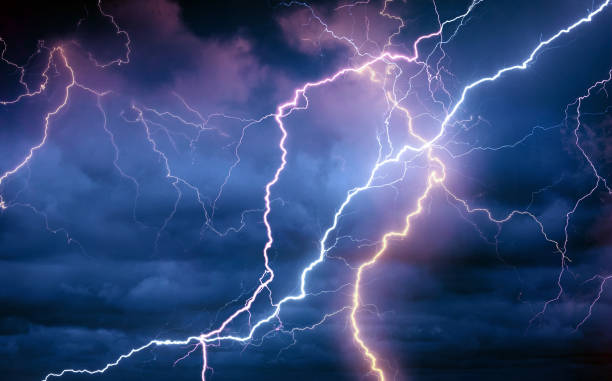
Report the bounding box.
[0,37,34,96]
[40,2,482,379]
[575,274,612,330]
[1,1,603,380]
[0,0,129,208]
[78,0,131,68]
[439,58,612,333]
[351,150,445,380]
[0,46,75,210]
[567,69,612,329]
[0,44,119,253]
[349,2,611,379]
[124,99,274,236]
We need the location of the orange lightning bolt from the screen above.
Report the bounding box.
[350,86,446,380]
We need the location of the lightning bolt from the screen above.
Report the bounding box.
[347,2,612,379]
[1,0,610,380]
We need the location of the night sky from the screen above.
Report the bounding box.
[1,1,612,380]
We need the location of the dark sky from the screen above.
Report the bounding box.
[1,1,612,380]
